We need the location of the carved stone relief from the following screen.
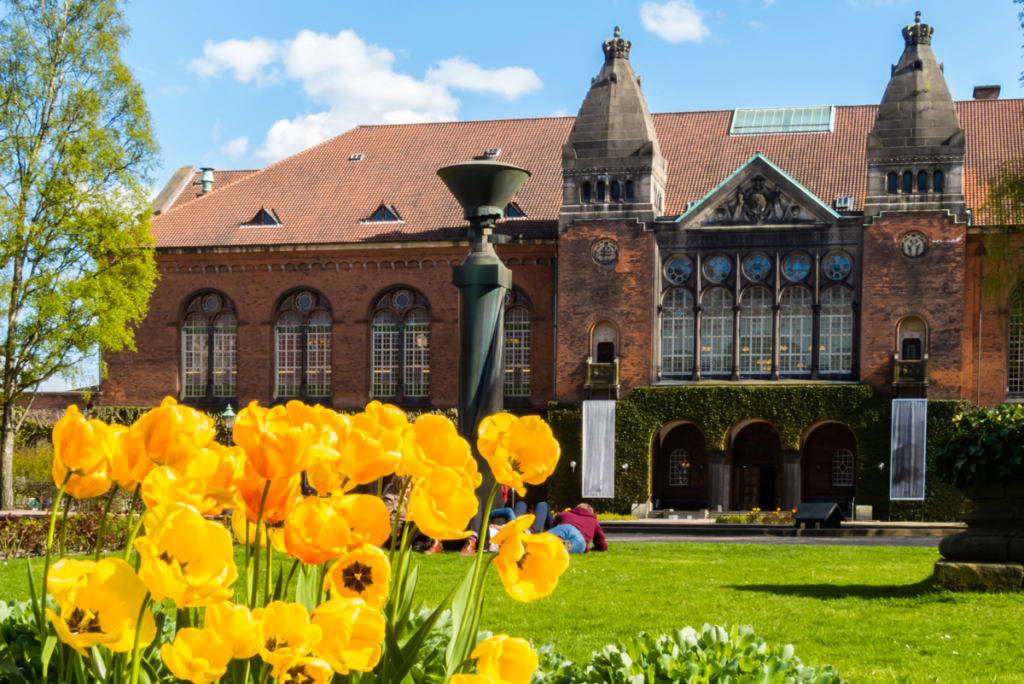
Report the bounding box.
[701,175,821,227]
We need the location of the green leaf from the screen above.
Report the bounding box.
[295,563,318,613]
[40,634,57,670]
[393,563,419,640]
[273,565,285,602]
[444,562,480,673]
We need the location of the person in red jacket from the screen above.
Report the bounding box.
[549,503,608,554]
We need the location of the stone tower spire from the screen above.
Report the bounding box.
[558,27,667,230]
[863,12,966,221]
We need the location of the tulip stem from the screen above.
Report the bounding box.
[123,484,140,548]
[263,525,272,606]
[122,510,147,563]
[58,494,72,559]
[38,471,71,682]
[93,487,118,562]
[388,480,413,567]
[249,481,272,610]
[452,481,499,671]
[283,557,301,598]
[129,593,152,684]
[243,518,250,605]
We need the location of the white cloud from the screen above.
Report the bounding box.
[190,30,542,163]
[640,0,711,43]
[763,0,775,6]
[220,136,249,158]
[189,38,281,84]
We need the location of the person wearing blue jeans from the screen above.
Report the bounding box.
[546,523,588,554]
[488,502,553,534]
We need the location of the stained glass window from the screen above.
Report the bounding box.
[372,310,399,397]
[276,311,302,397]
[183,312,208,398]
[779,287,813,376]
[665,257,693,284]
[662,289,694,378]
[404,310,430,397]
[505,307,531,397]
[705,256,732,284]
[701,287,733,376]
[820,286,853,376]
[740,287,772,376]
[306,311,332,397]
[743,255,771,282]
[832,449,854,486]
[1010,298,1024,394]
[823,253,852,281]
[669,449,690,486]
[212,312,236,397]
[783,254,811,281]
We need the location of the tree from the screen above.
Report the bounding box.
[0,0,159,510]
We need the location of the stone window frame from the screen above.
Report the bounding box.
[778,285,814,377]
[274,289,334,402]
[369,285,431,406]
[180,290,238,406]
[661,287,695,379]
[504,289,533,404]
[739,285,773,377]
[579,176,637,206]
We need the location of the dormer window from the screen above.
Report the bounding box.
[597,181,606,203]
[611,181,621,202]
[503,202,526,219]
[887,172,898,194]
[366,204,402,222]
[244,206,281,226]
[624,180,634,202]
[581,182,592,204]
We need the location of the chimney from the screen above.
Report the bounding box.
[973,85,1000,100]
[200,167,215,193]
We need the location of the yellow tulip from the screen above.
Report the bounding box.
[305,442,349,495]
[45,558,156,657]
[107,424,141,492]
[316,406,352,449]
[236,401,324,481]
[52,453,111,500]
[450,676,499,684]
[122,397,216,479]
[336,428,400,486]
[257,601,323,675]
[324,544,391,608]
[277,657,334,684]
[232,400,270,455]
[46,558,95,609]
[52,405,113,477]
[234,461,302,525]
[231,509,287,551]
[400,415,481,486]
[350,401,408,437]
[471,635,538,684]
[284,496,352,565]
[199,443,244,514]
[135,504,237,608]
[477,415,560,496]
[310,598,385,674]
[203,601,261,659]
[160,628,233,684]
[330,493,391,550]
[140,466,207,512]
[491,516,570,603]
[407,467,478,541]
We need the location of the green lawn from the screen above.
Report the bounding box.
[4,543,1022,683]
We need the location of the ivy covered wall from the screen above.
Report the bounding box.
[546,386,968,522]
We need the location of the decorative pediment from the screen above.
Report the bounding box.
[675,154,840,230]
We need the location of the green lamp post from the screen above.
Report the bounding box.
[436,159,531,531]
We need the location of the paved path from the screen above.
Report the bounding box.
[604,533,943,547]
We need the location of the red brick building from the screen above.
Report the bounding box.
[100,15,1024,512]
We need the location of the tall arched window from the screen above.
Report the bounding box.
[902,171,913,194]
[933,170,944,193]
[611,181,621,202]
[701,287,733,377]
[371,288,430,402]
[820,286,854,376]
[1009,298,1024,394]
[662,288,694,378]
[779,287,812,376]
[887,172,898,194]
[504,290,531,399]
[181,292,236,401]
[275,290,332,399]
[624,180,634,202]
[581,182,592,204]
[740,286,772,376]
[918,170,928,193]
[597,181,606,203]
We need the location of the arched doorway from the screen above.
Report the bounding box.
[651,422,708,510]
[801,422,857,511]
[730,422,782,510]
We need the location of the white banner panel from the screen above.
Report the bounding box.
[890,398,928,501]
[582,400,616,499]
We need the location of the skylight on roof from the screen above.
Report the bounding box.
[366,204,402,222]
[503,202,526,220]
[730,106,835,135]
[243,206,281,226]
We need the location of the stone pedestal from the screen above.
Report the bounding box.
[938,483,1024,564]
[932,559,1023,592]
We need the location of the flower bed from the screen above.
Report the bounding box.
[715,509,795,525]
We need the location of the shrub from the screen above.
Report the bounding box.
[12,442,53,483]
[937,404,1024,489]
[715,510,794,524]
[0,512,132,560]
[596,513,633,521]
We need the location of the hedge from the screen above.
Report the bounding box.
[546,385,969,521]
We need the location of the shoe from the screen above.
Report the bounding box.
[459,538,477,556]
[486,543,499,553]
[563,540,574,554]
[423,539,443,555]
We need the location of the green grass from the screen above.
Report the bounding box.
[4,543,1022,683]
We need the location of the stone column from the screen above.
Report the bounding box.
[782,450,802,510]
[691,306,703,381]
[707,450,730,511]
[731,305,741,381]
[771,304,781,381]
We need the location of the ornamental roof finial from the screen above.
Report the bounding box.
[602,26,631,61]
[903,10,933,46]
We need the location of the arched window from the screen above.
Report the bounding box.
[504,290,531,398]
[740,286,772,376]
[1009,298,1024,394]
[779,287,812,376]
[611,181,621,202]
[669,449,691,486]
[371,288,430,402]
[832,449,854,486]
[701,287,733,377]
[181,292,237,401]
[933,170,944,194]
[624,180,634,202]
[918,170,928,193]
[581,182,592,204]
[597,181,606,203]
[898,316,926,361]
[902,171,913,194]
[820,286,853,377]
[275,290,332,399]
[662,289,694,378]
[887,172,898,194]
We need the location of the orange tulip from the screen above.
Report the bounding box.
[52,453,111,499]
[107,424,141,492]
[284,496,352,565]
[305,443,349,495]
[231,509,287,551]
[323,544,391,608]
[336,428,401,486]
[52,405,114,477]
[330,493,391,550]
[140,466,207,512]
[350,401,408,437]
[121,397,216,479]
[234,461,302,525]
[400,414,480,486]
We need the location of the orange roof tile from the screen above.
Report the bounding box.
[152,99,1024,248]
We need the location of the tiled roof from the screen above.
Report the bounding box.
[151,100,1024,248]
[165,170,259,212]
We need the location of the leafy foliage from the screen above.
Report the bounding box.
[0,511,131,559]
[936,404,1024,489]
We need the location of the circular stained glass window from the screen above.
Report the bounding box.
[783,254,811,281]
[823,253,852,280]
[295,291,315,312]
[900,232,928,258]
[202,294,221,313]
[665,257,692,284]
[743,255,771,282]
[704,256,732,283]
[392,290,412,311]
